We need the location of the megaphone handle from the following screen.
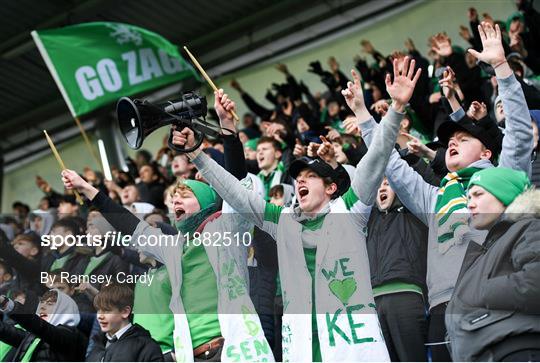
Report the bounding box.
[167,128,204,153]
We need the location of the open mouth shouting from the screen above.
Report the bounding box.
[174,206,186,221]
[298,186,309,199]
[448,147,459,157]
[379,192,388,203]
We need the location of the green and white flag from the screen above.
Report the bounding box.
[31,22,198,117]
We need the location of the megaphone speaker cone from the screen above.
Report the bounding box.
[117,97,143,149]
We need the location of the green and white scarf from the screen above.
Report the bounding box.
[435,167,481,250]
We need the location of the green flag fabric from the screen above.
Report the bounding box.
[31,22,198,117]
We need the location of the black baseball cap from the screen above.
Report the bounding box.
[437,116,503,156]
[289,157,351,196]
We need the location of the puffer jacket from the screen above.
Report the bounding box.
[446,189,540,361]
[366,199,428,291]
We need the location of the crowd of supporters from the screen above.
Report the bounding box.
[1,2,540,361]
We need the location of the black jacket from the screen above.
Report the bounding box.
[86,323,163,362]
[366,200,428,292]
[0,235,43,296]
[137,181,166,210]
[0,302,88,361]
[85,251,130,289]
[445,189,540,361]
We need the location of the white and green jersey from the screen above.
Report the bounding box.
[191,107,407,361]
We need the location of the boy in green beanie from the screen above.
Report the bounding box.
[446,167,540,361]
[61,171,274,362]
[467,167,531,230]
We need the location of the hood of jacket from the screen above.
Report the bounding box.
[504,188,540,221]
[37,289,80,327]
[30,209,57,236]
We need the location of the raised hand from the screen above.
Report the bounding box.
[404,38,416,53]
[401,132,436,161]
[325,126,340,141]
[438,66,457,99]
[275,63,289,75]
[317,136,338,168]
[36,176,51,193]
[468,22,505,66]
[341,69,366,114]
[62,169,89,192]
[171,127,197,151]
[229,79,242,92]
[431,33,453,57]
[468,7,478,22]
[293,139,306,158]
[214,89,237,134]
[370,99,390,117]
[306,142,320,158]
[308,60,324,75]
[61,169,98,200]
[360,40,376,55]
[343,116,361,136]
[466,101,488,120]
[385,56,422,112]
[327,56,340,73]
[482,13,495,26]
[75,282,99,298]
[459,25,472,41]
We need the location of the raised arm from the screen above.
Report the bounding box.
[5,300,87,355]
[346,61,437,223]
[468,22,533,175]
[61,170,171,263]
[172,90,280,238]
[342,57,421,206]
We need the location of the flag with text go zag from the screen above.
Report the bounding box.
[31,22,199,117]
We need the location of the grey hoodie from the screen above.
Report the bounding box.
[38,289,80,327]
[30,209,57,236]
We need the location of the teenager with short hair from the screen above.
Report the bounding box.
[86,283,163,362]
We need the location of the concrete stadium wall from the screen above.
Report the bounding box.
[2,0,515,212]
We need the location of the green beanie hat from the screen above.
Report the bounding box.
[244,138,259,151]
[469,167,531,206]
[182,179,217,210]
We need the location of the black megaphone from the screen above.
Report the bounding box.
[116,92,208,153]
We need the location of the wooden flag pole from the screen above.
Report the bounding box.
[73,117,103,172]
[183,46,240,122]
[43,130,84,205]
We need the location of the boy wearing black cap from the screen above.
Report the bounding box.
[172,55,422,361]
[348,22,534,361]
